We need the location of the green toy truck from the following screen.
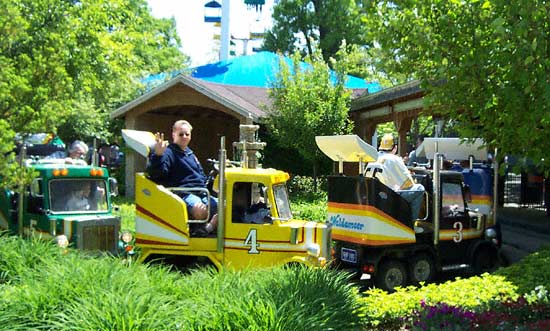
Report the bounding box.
[0,140,131,254]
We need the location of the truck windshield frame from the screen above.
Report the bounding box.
[273,184,292,220]
[49,178,108,213]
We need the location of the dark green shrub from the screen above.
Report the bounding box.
[496,246,550,294]
[287,175,327,200]
[291,197,327,222]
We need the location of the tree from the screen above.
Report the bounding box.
[263,0,370,63]
[367,0,550,170]
[0,0,189,187]
[264,51,353,182]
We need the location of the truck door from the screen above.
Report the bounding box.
[24,178,48,235]
[438,179,475,264]
[224,181,296,268]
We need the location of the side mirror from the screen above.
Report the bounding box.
[109,177,119,197]
[30,178,43,197]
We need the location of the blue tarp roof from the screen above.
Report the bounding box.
[142,51,381,92]
[189,51,381,91]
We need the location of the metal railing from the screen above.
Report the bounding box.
[502,172,548,212]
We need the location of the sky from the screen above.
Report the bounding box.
[146,0,275,67]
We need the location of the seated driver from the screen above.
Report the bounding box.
[232,183,271,224]
[374,134,425,220]
[66,182,92,211]
[147,120,218,235]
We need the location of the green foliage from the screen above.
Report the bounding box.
[263,0,369,63]
[291,198,327,223]
[358,274,519,329]
[259,126,332,176]
[287,175,327,200]
[367,0,550,170]
[0,234,362,330]
[178,266,361,331]
[0,0,189,188]
[0,233,65,285]
[359,247,550,328]
[4,218,550,329]
[265,51,353,177]
[496,245,550,294]
[113,196,136,232]
[287,175,328,222]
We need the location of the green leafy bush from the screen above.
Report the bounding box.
[358,274,519,329]
[287,175,327,201]
[113,196,135,232]
[0,233,65,285]
[291,197,327,222]
[358,247,550,329]
[496,246,550,294]
[406,287,550,330]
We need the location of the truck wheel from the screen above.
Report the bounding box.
[472,246,498,274]
[409,253,435,284]
[375,260,407,292]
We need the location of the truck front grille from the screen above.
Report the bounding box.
[82,224,117,252]
[74,217,120,254]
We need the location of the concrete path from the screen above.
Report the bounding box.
[497,207,550,265]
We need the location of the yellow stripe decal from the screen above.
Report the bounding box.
[439,229,483,241]
[328,202,415,244]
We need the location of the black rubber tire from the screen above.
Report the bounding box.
[472,245,499,274]
[409,253,435,285]
[375,260,407,292]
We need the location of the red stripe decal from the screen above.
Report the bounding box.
[136,204,189,237]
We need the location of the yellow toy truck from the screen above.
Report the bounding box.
[122,124,331,270]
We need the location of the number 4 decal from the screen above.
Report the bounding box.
[244,229,260,254]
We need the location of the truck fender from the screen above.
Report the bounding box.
[467,239,496,260]
[468,240,499,273]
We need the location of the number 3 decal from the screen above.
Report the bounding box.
[244,229,260,254]
[453,221,463,243]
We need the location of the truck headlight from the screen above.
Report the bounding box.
[306,243,320,257]
[55,235,69,248]
[485,227,497,240]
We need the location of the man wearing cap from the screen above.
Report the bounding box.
[376,134,425,221]
[376,134,415,190]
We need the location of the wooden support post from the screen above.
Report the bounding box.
[394,117,412,156]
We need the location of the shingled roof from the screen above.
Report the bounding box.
[111,74,270,121]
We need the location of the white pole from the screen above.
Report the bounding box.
[220,0,230,61]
